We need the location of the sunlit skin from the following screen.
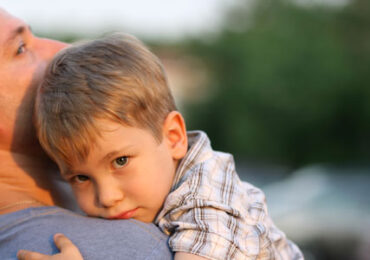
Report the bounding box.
[61,112,188,223]
[0,10,205,258]
[0,8,68,212]
[0,8,67,154]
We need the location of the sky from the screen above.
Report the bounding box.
[1,0,241,40]
[1,0,349,40]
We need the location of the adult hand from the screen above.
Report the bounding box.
[17,233,83,260]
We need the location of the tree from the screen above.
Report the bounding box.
[184,0,370,167]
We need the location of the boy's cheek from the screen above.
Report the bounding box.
[75,191,94,215]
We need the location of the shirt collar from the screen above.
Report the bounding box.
[171,130,213,191]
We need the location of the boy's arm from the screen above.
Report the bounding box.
[17,233,83,260]
[175,252,209,260]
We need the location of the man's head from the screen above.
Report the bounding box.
[36,33,177,169]
[0,8,66,153]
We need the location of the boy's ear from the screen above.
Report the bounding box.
[162,111,188,160]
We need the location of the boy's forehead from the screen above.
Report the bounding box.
[90,122,157,153]
[93,119,135,138]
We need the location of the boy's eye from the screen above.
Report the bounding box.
[73,175,89,184]
[16,42,26,55]
[112,156,128,169]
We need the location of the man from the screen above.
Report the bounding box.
[0,8,172,260]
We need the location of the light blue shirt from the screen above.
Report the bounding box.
[0,206,173,260]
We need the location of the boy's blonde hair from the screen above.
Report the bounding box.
[35,33,176,169]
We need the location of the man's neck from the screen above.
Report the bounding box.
[0,149,57,214]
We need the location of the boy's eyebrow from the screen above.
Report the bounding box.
[61,145,136,176]
[60,170,73,179]
[101,145,135,164]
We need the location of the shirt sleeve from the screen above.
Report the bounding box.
[156,152,303,260]
[160,196,262,260]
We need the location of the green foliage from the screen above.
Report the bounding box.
[184,0,370,167]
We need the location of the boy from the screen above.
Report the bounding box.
[34,33,303,260]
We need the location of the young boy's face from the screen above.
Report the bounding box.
[61,119,180,223]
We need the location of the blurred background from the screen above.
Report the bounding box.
[3,0,369,259]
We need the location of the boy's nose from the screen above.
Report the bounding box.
[96,182,124,208]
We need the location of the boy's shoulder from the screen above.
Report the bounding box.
[176,130,237,185]
[157,131,304,260]
[168,130,248,207]
[184,130,235,164]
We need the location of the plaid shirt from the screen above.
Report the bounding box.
[155,131,303,260]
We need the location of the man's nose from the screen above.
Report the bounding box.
[35,37,69,62]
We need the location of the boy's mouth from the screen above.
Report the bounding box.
[109,208,138,220]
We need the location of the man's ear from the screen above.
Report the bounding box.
[162,111,188,160]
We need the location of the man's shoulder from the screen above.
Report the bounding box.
[0,206,172,260]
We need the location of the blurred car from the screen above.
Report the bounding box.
[261,165,370,260]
